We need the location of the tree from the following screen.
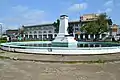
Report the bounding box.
[53,19,60,33]
[80,13,112,34]
[67,26,74,36]
[81,21,99,34]
[18,25,24,38]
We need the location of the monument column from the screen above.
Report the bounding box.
[52,15,77,48]
[88,34,90,39]
[28,32,29,38]
[32,32,34,38]
[42,31,43,41]
[53,33,55,38]
[47,32,48,38]
[78,34,80,39]
[93,34,95,39]
[83,34,85,39]
[37,31,39,38]
[99,34,102,39]
[58,15,69,36]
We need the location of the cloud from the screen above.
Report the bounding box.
[97,10,103,14]
[105,8,112,13]
[12,5,29,12]
[104,0,113,6]
[12,5,45,25]
[68,3,87,12]
[97,8,112,13]
[0,5,47,30]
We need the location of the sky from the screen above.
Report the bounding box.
[0,0,120,31]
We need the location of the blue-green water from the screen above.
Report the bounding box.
[9,42,120,47]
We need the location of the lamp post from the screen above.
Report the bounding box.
[0,23,2,39]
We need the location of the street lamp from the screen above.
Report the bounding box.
[0,23,2,39]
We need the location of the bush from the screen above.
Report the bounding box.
[0,40,7,43]
[0,37,7,43]
[0,37,7,40]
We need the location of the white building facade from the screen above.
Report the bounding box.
[23,14,112,41]
[23,21,81,41]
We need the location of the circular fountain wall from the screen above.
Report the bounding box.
[1,41,120,55]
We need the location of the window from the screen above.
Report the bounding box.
[43,31,46,33]
[30,31,32,33]
[49,31,52,33]
[75,28,78,30]
[70,24,73,27]
[37,27,40,29]
[75,28,78,32]
[75,24,78,26]
[30,28,33,30]
[27,28,30,30]
[70,24,74,27]
[34,31,37,33]
[39,31,42,33]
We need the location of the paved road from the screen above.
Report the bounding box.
[0,60,120,80]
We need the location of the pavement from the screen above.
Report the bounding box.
[0,50,120,80]
[1,50,120,62]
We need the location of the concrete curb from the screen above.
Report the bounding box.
[1,55,120,64]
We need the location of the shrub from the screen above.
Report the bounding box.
[0,37,7,40]
[0,40,7,43]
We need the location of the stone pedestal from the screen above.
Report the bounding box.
[52,15,77,48]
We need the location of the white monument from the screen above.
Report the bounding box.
[52,15,77,47]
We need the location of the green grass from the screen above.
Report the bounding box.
[0,56,10,60]
[0,51,5,54]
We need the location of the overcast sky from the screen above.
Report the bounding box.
[0,0,120,31]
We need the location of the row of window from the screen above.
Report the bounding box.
[69,24,80,27]
[25,26,54,30]
[26,24,79,31]
[28,28,79,34]
[28,30,53,34]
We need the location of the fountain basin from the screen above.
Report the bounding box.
[1,41,120,55]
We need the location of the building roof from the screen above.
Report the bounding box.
[6,29,18,31]
[23,21,81,28]
[23,23,53,28]
[23,18,112,28]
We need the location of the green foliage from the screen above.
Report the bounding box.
[80,13,111,34]
[0,37,7,43]
[53,19,60,33]
[0,56,10,59]
[0,40,7,43]
[0,37,7,40]
[81,21,99,34]
[67,26,74,34]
